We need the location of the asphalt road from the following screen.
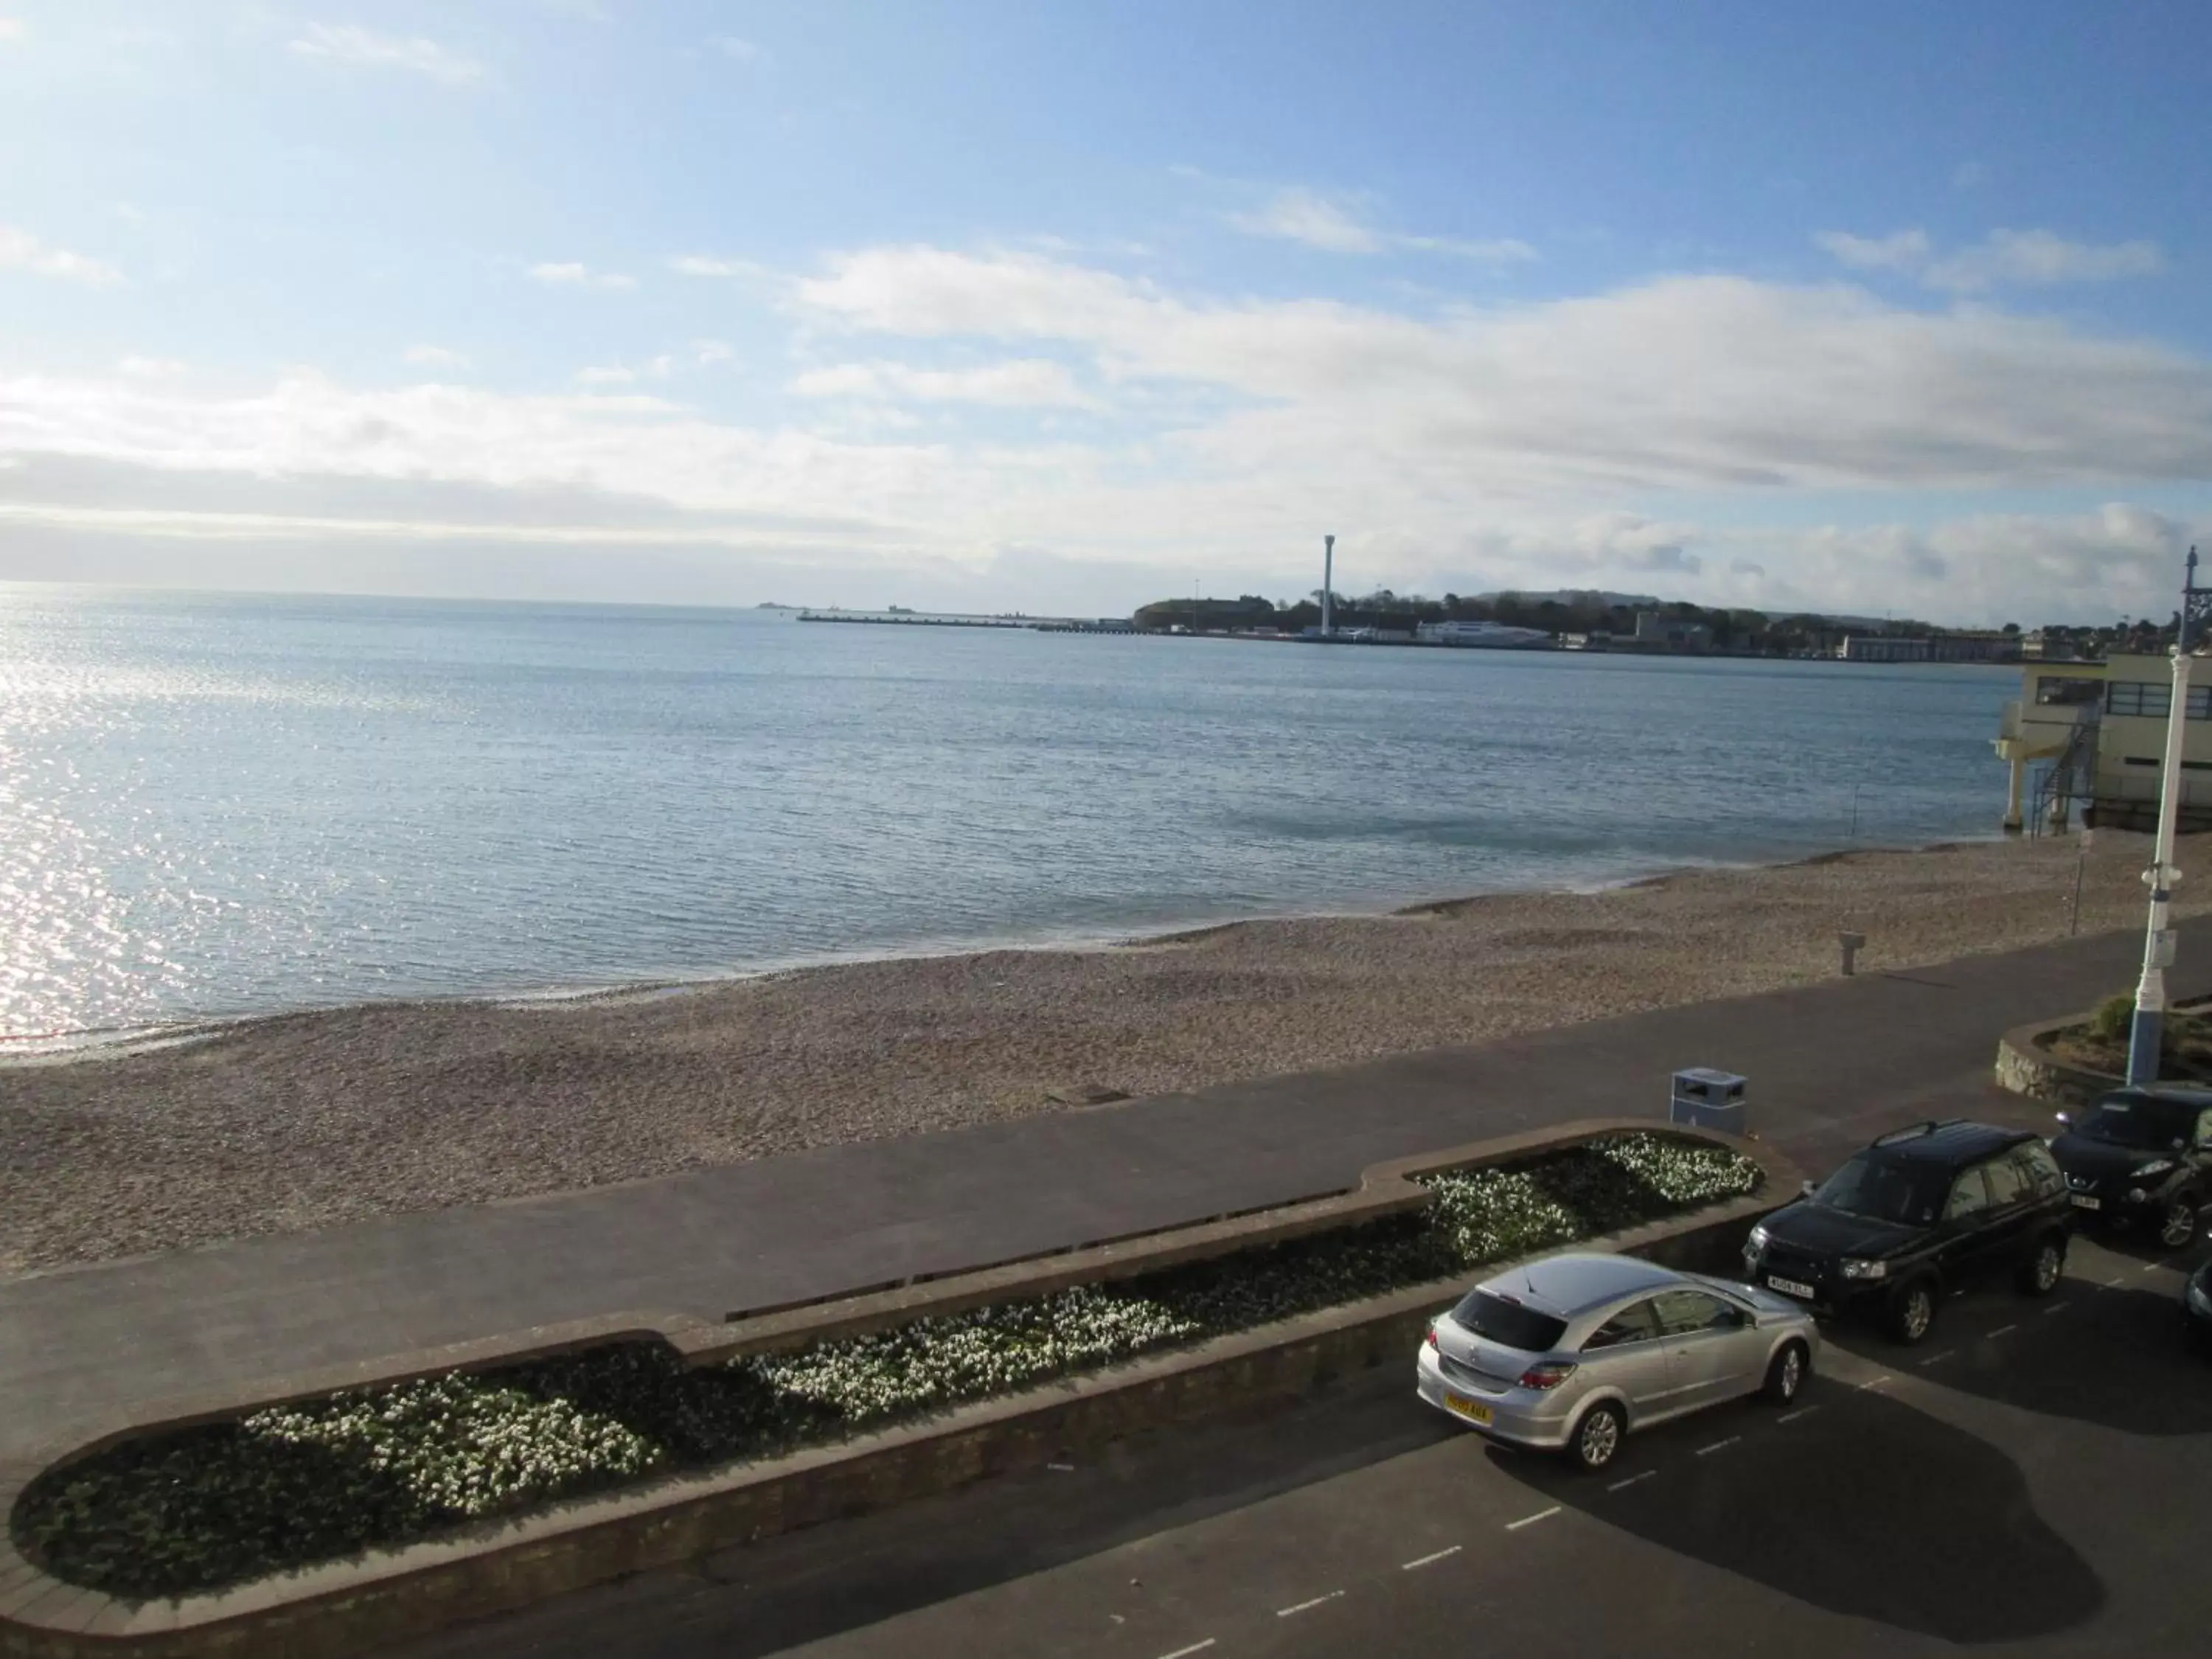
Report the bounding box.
[392,1229,2212,1659]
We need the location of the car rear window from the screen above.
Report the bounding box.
[1451,1289,1568,1353]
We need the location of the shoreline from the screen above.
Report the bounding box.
[1,832,2001,1067]
[2,831,2184,1279]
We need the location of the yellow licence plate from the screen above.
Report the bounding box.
[1444,1393,1493,1426]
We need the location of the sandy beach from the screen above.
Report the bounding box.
[2,832,2201,1277]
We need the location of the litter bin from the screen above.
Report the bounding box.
[1669,1068,1747,1135]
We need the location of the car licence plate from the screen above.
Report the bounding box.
[1767,1276,1817,1299]
[1444,1393,1493,1426]
[2070,1194,2102,1211]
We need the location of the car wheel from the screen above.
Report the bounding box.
[2014,1233,2066,1296]
[1763,1340,1809,1403]
[2160,1196,2199,1251]
[1568,1401,1625,1472]
[1887,1280,1937,1346]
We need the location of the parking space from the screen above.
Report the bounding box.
[394,1231,2212,1659]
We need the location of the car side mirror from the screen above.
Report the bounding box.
[1799,1180,1818,1199]
[2053,1112,2073,1128]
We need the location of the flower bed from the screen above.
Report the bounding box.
[15,1133,1757,1602]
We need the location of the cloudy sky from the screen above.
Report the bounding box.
[3,0,2210,623]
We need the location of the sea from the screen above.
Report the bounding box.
[0,586,2017,1047]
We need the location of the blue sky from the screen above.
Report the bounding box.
[3,1,2210,622]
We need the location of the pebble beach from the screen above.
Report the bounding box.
[2,833,2198,1277]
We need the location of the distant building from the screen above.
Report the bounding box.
[1994,651,2212,832]
[1840,631,2020,664]
[1414,619,1552,649]
[1632,612,1711,650]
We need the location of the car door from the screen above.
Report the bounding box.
[1980,1152,2038,1268]
[1651,1287,1755,1415]
[1578,1298,1669,1416]
[2189,1107,2212,1189]
[1935,1164,1997,1284]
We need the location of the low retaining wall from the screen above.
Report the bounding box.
[1994,1018,2115,1107]
[1,1121,1795,1659]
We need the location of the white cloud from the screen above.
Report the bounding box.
[1814,229,1931,272]
[692,338,736,365]
[0,223,123,285]
[575,364,636,386]
[1229,188,1535,262]
[711,35,762,60]
[0,18,24,44]
[1818,227,2163,291]
[117,356,185,378]
[403,344,470,369]
[4,246,2212,622]
[1927,229,2165,292]
[287,22,484,86]
[529,262,636,291]
[790,358,1098,409]
[669,254,769,279]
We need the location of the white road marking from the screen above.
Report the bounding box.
[1400,1545,1462,1570]
[1505,1506,1563,1531]
[1607,1470,1658,1490]
[2141,1260,2164,1274]
[1046,1462,1075,1472]
[1987,1324,2018,1338]
[1916,1349,1956,1367]
[1158,1643,1216,1659]
[1694,1436,1741,1457]
[2044,1301,2072,1315]
[1858,1375,1892,1391]
[1276,1591,1345,1617]
[1777,1405,1818,1424]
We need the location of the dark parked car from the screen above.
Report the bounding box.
[1741,1120,2073,1345]
[2185,1259,2212,1354]
[2049,1086,2212,1251]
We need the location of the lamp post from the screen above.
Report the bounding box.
[2126,546,2208,1085]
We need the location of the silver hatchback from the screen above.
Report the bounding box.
[1415,1251,1820,1472]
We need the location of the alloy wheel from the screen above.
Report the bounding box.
[2034,1242,2062,1291]
[1778,1346,1803,1399]
[1578,1408,1621,1469]
[1902,1287,1933,1341]
[2161,1201,2199,1250]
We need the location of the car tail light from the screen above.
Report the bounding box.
[1425,1323,1440,1350]
[1517,1362,1577,1391]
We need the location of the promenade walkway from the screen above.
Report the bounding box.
[6,919,2202,1459]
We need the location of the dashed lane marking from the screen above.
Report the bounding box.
[1505,1506,1562,1531]
[2044,1301,2073,1315]
[1776,1405,1819,1424]
[1607,1470,1658,1491]
[1400,1545,1462,1571]
[1916,1349,1956,1367]
[1158,1643,1216,1659]
[1987,1324,2018,1338]
[1276,1591,1345,1618]
[1694,1436,1741,1457]
[1857,1375,1892,1391]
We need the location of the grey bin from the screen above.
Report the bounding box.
[1669,1068,1747,1135]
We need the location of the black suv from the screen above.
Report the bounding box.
[1741,1121,2073,1345]
[2049,1086,2212,1250]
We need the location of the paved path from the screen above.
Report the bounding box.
[6,919,2202,1458]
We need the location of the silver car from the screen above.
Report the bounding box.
[1414,1251,1820,1472]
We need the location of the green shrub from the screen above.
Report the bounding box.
[15,1133,1759,1601]
[2090,993,2135,1046]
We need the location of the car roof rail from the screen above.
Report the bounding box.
[1871,1119,1959,1147]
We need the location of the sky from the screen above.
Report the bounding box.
[2,1,2211,625]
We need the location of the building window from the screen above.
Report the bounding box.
[2107,681,2173,718]
[2192,686,2212,720]
[2035,677,2103,706]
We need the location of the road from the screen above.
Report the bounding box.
[7,916,2202,1460]
[394,1231,2210,1658]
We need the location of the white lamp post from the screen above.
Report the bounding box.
[2126,546,2205,1085]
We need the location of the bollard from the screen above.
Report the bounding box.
[1839,931,1865,976]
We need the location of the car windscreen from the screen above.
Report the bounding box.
[2075,1096,2197,1151]
[1450,1289,1568,1353]
[1810,1152,1947,1226]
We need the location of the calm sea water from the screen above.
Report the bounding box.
[0,586,2015,1042]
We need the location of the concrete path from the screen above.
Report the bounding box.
[5,919,2202,1459]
